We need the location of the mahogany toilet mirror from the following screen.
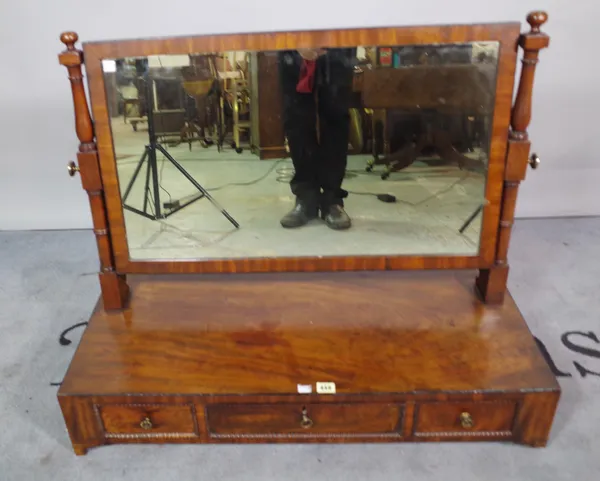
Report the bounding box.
[57,11,559,455]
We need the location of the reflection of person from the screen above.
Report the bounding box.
[278,48,355,230]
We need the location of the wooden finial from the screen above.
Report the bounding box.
[60,31,79,50]
[510,12,550,139]
[526,11,548,34]
[58,31,95,150]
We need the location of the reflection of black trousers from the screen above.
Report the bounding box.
[278,50,354,206]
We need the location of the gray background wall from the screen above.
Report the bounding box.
[0,0,596,230]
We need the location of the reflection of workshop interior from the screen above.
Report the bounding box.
[104,52,251,151]
[103,44,494,260]
[112,121,485,260]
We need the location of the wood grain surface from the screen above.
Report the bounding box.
[98,404,197,435]
[206,403,402,435]
[58,270,560,453]
[414,400,516,434]
[59,270,557,395]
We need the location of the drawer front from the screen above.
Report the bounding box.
[207,403,403,438]
[415,401,517,437]
[96,404,197,437]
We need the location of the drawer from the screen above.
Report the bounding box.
[414,401,517,437]
[207,403,403,438]
[96,403,197,437]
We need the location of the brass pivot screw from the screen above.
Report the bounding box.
[67,161,80,176]
[529,153,540,169]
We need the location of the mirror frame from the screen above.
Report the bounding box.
[83,22,520,274]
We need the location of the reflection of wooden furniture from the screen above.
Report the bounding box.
[122,98,139,124]
[249,52,287,159]
[361,65,494,178]
[182,56,220,146]
[231,78,251,152]
[58,13,558,455]
[152,109,186,141]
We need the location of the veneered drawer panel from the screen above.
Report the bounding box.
[415,401,517,435]
[207,403,402,435]
[97,403,196,435]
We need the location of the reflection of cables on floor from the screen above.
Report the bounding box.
[117,154,173,212]
[143,160,171,218]
[161,160,286,207]
[275,164,387,184]
[276,163,295,183]
[276,164,401,202]
[158,153,173,205]
[349,173,473,207]
[143,159,286,247]
[205,159,286,192]
[165,159,286,213]
[277,163,474,206]
[126,61,172,207]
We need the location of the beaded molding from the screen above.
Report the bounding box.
[104,432,197,439]
[415,430,512,438]
[210,432,402,439]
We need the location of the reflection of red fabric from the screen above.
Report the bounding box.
[296,59,317,93]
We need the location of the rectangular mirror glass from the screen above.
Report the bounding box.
[102,42,498,260]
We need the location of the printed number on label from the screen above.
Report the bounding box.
[316,382,336,394]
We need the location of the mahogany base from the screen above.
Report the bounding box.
[58,271,559,455]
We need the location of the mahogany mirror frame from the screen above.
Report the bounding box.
[59,12,549,309]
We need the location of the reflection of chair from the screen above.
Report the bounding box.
[122,98,139,124]
[361,65,494,179]
[181,55,221,149]
[119,81,144,130]
[348,108,364,154]
[153,109,186,142]
[219,54,252,153]
[181,53,254,153]
[230,77,251,153]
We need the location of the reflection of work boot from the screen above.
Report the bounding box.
[322,205,352,230]
[280,198,318,228]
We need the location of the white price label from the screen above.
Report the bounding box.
[297,384,312,394]
[316,382,336,394]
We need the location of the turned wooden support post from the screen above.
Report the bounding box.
[59,32,129,310]
[477,12,549,304]
[511,11,550,140]
[58,32,95,152]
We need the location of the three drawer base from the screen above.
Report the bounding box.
[57,274,560,455]
[59,391,560,454]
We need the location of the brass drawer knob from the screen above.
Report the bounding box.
[529,153,540,169]
[300,407,313,429]
[67,161,80,177]
[140,417,153,430]
[459,412,475,429]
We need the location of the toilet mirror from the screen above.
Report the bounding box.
[101,43,498,261]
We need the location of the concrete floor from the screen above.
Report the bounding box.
[112,120,485,260]
[1,218,599,480]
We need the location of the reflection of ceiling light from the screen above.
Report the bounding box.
[148,55,190,68]
[101,60,116,73]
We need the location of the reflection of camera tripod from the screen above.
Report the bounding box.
[122,75,239,228]
[459,203,484,234]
